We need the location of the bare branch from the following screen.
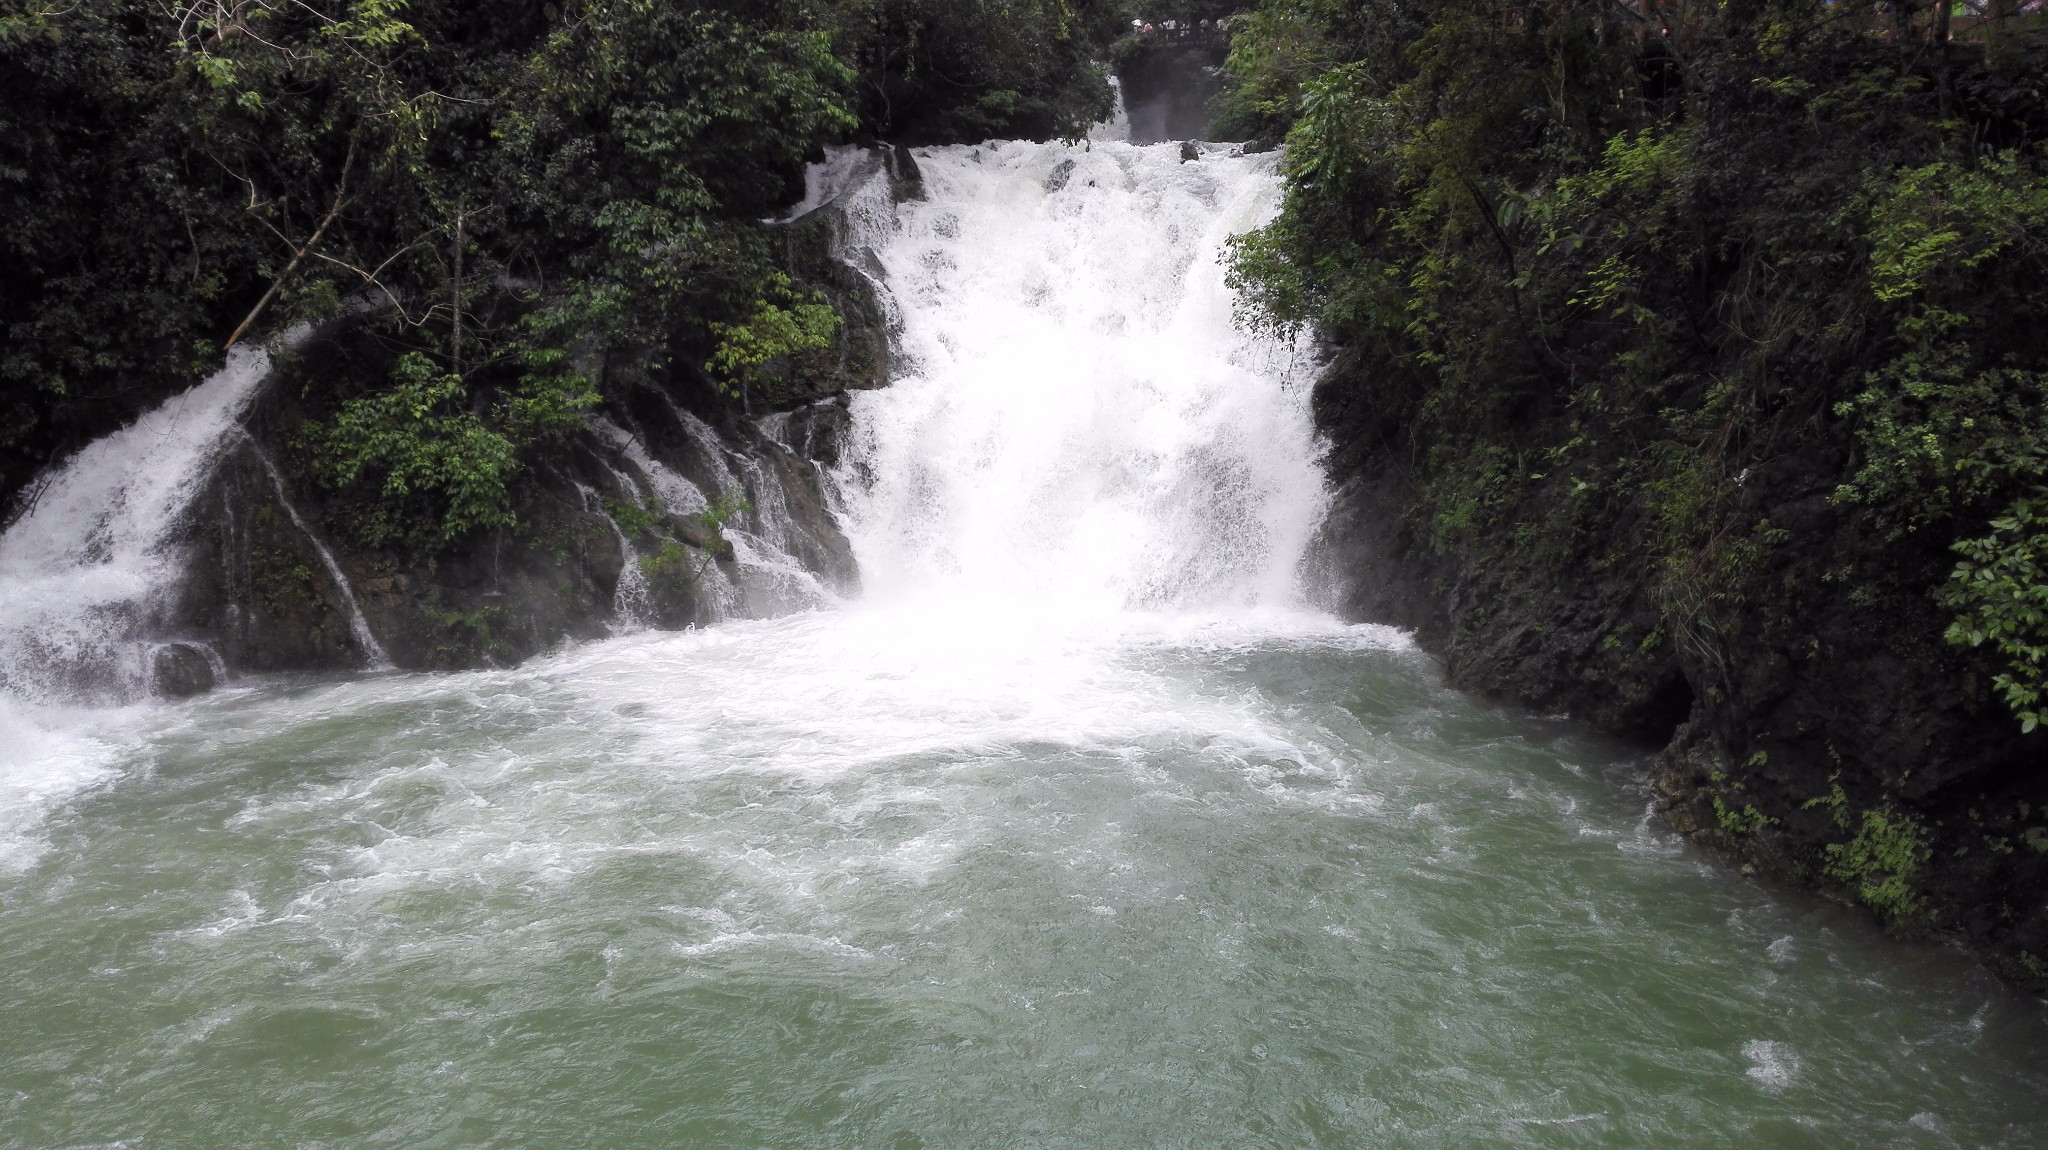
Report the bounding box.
[224,138,355,350]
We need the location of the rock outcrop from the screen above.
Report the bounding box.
[153,146,919,679]
[1310,350,2048,989]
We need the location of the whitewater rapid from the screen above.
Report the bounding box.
[0,139,1351,874]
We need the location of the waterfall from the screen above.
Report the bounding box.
[0,332,302,704]
[245,440,392,669]
[0,333,305,873]
[671,407,839,618]
[834,141,1323,620]
[1089,76,1132,145]
[576,482,654,633]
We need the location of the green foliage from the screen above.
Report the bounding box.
[1714,796,1777,836]
[1802,779,1852,829]
[1824,807,1931,923]
[639,538,696,587]
[0,0,1134,508]
[698,491,753,539]
[1866,156,2048,304]
[706,275,842,395]
[1211,0,1413,141]
[1832,150,2048,727]
[1834,353,2048,535]
[607,496,664,538]
[1942,494,2048,731]
[836,0,1126,143]
[312,353,525,546]
[634,492,749,586]
[1221,0,2048,730]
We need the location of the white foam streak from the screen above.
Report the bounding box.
[0,696,140,876]
[246,442,391,667]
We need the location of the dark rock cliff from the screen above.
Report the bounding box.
[1311,350,2048,988]
[151,146,921,682]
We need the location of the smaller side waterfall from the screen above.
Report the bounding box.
[575,480,655,633]
[672,407,842,618]
[0,333,300,704]
[246,440,392,669]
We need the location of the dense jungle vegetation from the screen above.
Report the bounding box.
[0,0,1149,527]
[1219,0,2048,955]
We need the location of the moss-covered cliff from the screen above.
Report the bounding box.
[149,157,915,679]
[1222,0,2048,984]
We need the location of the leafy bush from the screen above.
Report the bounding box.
[1824,807,1931,924]
[706,275,842,396]
[313,353,526,547]
[1944,496,2048,731]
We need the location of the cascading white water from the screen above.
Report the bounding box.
[0,335,298,704]
[6,140,2046,1147]
[575,479,656,633]
[671,406,840,617]
[835,141,1323,620]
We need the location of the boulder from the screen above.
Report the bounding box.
[152,642,217,698]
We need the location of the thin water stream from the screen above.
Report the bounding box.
[1,142,2045,1147]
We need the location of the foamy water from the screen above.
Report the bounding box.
[0,337,288,706]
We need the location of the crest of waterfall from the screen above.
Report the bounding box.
[832,141,1323,619]
[0,332,305,704]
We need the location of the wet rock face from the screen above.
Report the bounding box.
[149,642,217,698]
[770,397,856,471]
[1309,350,2048,987]
[169,372,854,676]
[171,443,376,674]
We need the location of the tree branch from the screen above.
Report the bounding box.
[223,140,354,350]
